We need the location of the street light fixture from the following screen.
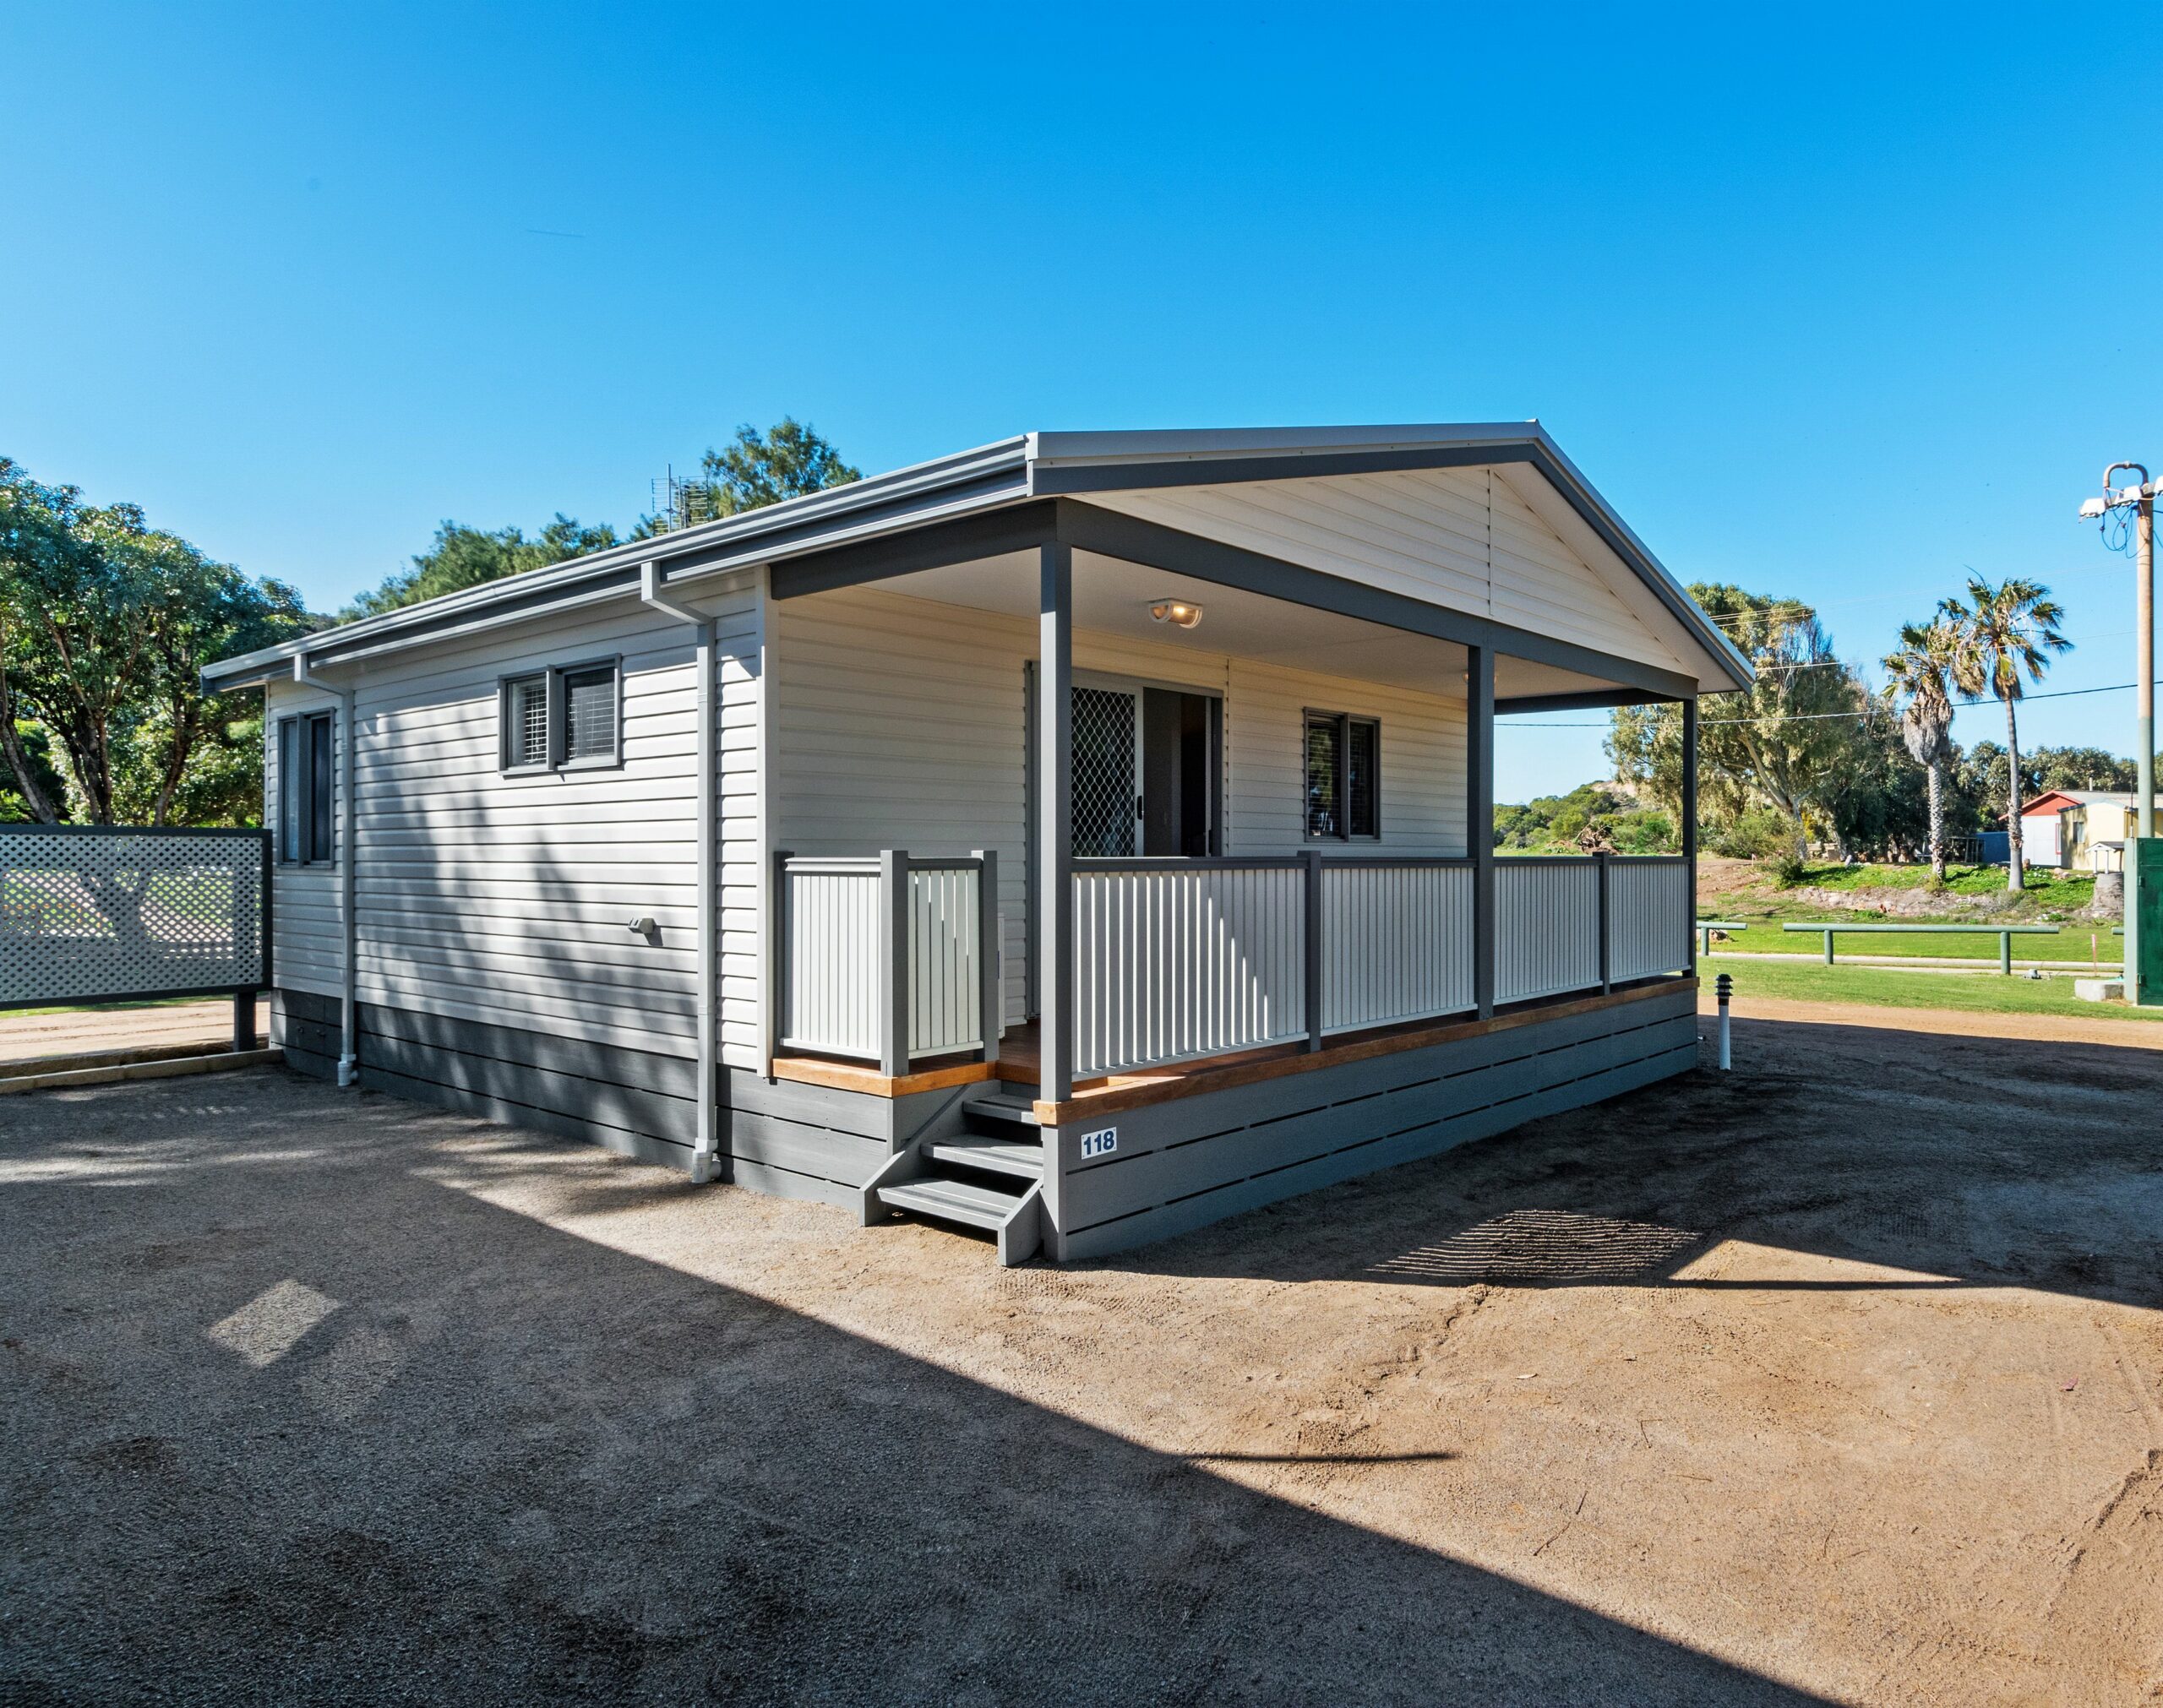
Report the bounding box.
[2084,463,2155,843]
[2079,463,2157,1005]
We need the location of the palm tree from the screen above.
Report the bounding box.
[1940,577,2072,892]
[1882,618,1961,881]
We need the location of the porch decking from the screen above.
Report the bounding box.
[772,974,1697,1124]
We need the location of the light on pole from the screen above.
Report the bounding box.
[2079,463,2158,1004]
[2084,465,2154,847]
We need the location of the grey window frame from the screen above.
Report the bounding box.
[276,709,337,867]
[498,655,624,776]
[1303,708,1381,842]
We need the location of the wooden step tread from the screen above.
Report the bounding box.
[877,1176,1027,1230]
[924,1138,1043,1179]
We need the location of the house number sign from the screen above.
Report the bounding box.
[1079,1127,1119,1159]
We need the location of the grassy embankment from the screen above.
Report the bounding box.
[1697,860,2117,967]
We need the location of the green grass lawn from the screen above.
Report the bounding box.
[1710,924,2121,966]
[1703,953,2163,1022]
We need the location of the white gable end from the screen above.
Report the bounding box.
[1084,465,1692,681]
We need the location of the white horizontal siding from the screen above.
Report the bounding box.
[776,588,1028,1024]
[262,681,343,1001]
[1089,466,1690,680]
[714,574,765,1071]
[775,585,1470,1022]
[329,600,708,1055]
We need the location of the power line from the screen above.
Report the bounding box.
[1512,677,2163,728]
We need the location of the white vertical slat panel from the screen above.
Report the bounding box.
[1071,864,1305,1078]
[907,863,983,1057]
[1607,858,1690,983]
[780,859,882,1058]
[1320,862,1475,1034]
[1495,860,1602,1004]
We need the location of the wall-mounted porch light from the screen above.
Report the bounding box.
[1150,599,1204,629]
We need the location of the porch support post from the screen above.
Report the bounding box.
[973,847,1000,1065]
[1303,849,1325,1052]
[1469,645,1496,1018]
[1038,543,1074,1105]
[1682,695,1700,974]
[880,849,909,1079]
[1596,852,1613,994]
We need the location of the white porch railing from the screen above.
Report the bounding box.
[1318,860,1476,1034]
[1070,853,1482,1078]
[1607,857,1693,984]
[1494,858,1603,1004]
[773,849,1691,1082]
[776,850,1000,1072]
[1071,860,1309,1078]
[1074,852,1690,1078]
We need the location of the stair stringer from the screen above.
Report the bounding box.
[996,1182,1045,1267]
[858,1146,927,1226]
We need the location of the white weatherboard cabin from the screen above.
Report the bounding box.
[204,425,1750,1264]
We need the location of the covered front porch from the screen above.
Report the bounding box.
[763,499,1702,1109]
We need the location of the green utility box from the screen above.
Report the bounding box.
[2132,838,2163,1008]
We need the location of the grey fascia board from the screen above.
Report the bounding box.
[1026,422,1544,466]
[202,435,1032,688]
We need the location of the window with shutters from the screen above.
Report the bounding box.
[277,710,336,864]
[1304,710,1380,840]
[559,665,618,766]
[503,673,549,770]
[499,659,622,775]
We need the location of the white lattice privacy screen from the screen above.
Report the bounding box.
[0,829,270,1008]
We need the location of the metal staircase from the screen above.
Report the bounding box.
[861,1090,1046,1265]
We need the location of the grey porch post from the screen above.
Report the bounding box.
[1038,542,1074,1105]
[1469,646,1496,1018]
[1682,695,1700,973]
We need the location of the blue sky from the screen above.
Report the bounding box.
[8,3,2160,798]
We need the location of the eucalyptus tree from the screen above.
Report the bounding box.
[346,514,619,618]
[696,417,860,516]
[1609,582,1864,857]
[1940,576,2072,890]
[1881,617,1962,880]
[0,456,312,824]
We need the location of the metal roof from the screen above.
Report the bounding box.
[203,422,1752,692]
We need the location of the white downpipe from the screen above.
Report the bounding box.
[291,654,358,1087]
[640,562,719,1184]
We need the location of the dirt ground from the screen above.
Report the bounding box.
[0,996,267,1066]
[4,1011,2161,1705]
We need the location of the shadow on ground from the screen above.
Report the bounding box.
[0,1069,1820,1706]
[1127,1017,2163,1311]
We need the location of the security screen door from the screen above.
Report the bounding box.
[1070,685,1141,857]
[1066,680,1219,858]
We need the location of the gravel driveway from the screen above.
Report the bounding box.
[3,1012,2160,1705]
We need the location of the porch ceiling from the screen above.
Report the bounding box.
[871,551,1632,702]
